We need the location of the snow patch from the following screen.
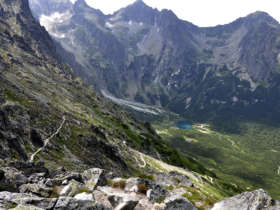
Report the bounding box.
[40,11,72,38]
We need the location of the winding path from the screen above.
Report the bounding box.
[30,116,66,162]
[134,153,146,168]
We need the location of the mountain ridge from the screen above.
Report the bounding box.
[29,0,280,124]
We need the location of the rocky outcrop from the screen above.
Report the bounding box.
[0,162,198,210]
[212,189,280,210]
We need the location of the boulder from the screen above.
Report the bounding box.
[28,172,47,184]
[211,189,280,210]
[147,184,168,203]
[134,198,154,210]
[0,167,28,190]
[152,203,166,210]
[164,195,197,210]
[92,190,112,208]
[74,192,94,201]
[59,179,84,197]
[9,204,45,210]
[82,168,107,191]
[0,191,57,209]
[153,172,193,188]
[168,171,194,187]
[125,177,167,201]
[125,178,151,193]
[46,172,83,187]
[53,197,109,210]
[115,200,139,210]
[19,183,52,197]
[108,194,138,210]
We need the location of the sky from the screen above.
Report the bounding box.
[70,0,280,27]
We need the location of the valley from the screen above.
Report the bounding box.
[0,0,280,209]
[153,118,280,199]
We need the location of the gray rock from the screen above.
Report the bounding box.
[0,191,57,209]
[107,192,139,210]
[134,198,154,210]
[154,172,193,188]
[1,167,28,189]
[74,192,94,201]
[48,172,83,187]
[211,189,280,210]
[54,196,102,210]
[82,168,107,191]
[108,194,138,210]
[59,179,84,197]
[9,204,45,210]
[108,194,123,208]
[147,184,168,203]
[92,190,112,208]
[115,200,139,210]
[28,172,47,184]
[164,195,197,210]
[125,178,151,193]
[19,183,52,197]
[125,177,167,201]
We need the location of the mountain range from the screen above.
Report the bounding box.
[0,0,280,209]
[29,0,280,125]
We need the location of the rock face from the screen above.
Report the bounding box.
[212,189,280,210]
[30,0,280,122]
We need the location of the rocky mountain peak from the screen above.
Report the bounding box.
[244,11,279,26]
[116,0,157,24]
[74,0,88,8]
[132,0,148,7]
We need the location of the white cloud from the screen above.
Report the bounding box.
[71,0,280,27]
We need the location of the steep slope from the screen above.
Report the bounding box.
[29,0,280,124]
[0,0,210,177]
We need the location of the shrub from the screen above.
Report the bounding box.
[138,173,154,181]
[138,183,149,194]
[75,187,90,195]
[49,186,61,198]
[108,179,126,189]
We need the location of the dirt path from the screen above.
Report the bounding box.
[30,116,66,162]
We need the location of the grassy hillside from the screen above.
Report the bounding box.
[154,120,280,199]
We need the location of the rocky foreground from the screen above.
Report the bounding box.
[0,161,279,210]
[0,161,197,210]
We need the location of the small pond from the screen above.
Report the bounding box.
[175,121,192,130]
